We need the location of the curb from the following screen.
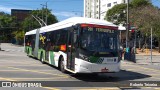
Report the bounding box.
[136,54,160,56]
[11,44,24,47]
[121,60,160,66]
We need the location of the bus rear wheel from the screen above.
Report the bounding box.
[27,49,29,55]
[60,57,66,73]
[40,53,45,64]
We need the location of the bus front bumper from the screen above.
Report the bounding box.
[75,59,120,73]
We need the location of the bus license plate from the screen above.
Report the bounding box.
[101,68,108,72]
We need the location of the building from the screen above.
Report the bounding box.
[84,0,100,19]
[11,9,32,22]
[84,0,131,20]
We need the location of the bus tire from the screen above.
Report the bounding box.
[60,57,66,73]
[27,49,29,55]
[40,53,45,64]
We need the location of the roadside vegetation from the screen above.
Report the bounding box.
[105,0,160,53]
[0,8,58,45]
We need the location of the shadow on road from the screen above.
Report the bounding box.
[70,70,151,82]
[0,49,5,51]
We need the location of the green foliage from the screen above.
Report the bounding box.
[130,0,151,7]
[106,4,126,18]
[105,0,160,52]
[13,8,58,44]
[22,8,58,32]
[0,12,15,27]
[105,0,151,25]
[12,30,25,44]
[0,12,16,42]
[0,8,58,44]
[12,30,24,40]
[129,5,160,37]
[152,14,160,38]
[105,4,126,25]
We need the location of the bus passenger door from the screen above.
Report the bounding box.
[67,30,76,71]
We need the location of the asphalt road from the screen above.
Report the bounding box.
[0,43,160,90]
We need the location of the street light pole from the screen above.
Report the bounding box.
[151,27,153,64]
[99,0,101,19]
[0,20,1,51]
[0,43,1,51]
[45,2,48,25]
[40,4,44,26]
[72,11,83,17]
[126,0,129,49]
[41,2,48,26]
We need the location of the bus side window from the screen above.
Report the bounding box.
[48,32,56,51]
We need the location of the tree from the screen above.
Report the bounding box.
[104,0,160,50]
[130,0,151,8]
[105,0,151,25]
[0,12,16,42]
[129,5,160,52]
[151,8,160,52]
[22,8,58,32]
[12,8,58,45]
[0,12,16,27]
[12,30,25,44]
[105,4,126,25]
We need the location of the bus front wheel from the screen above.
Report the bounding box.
[60,57,66,73]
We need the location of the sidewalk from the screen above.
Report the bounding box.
[121,54,160,72]
[137,55,160,65]
[136,48,160,56]
[121,48,160,65]
[126,55,160,65]
[136,49,160,65]
[122,55,160,66]
[0,43,24,52]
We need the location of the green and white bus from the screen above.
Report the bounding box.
[25,17,121,73]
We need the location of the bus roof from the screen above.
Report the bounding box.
[25,17,117,35]
[25,29,37,35]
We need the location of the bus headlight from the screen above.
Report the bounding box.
[84,57,90,62]
[79,54,90,62]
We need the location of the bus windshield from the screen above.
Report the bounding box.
[80,27,118,52]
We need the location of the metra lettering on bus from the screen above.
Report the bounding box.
[88,27,114,33]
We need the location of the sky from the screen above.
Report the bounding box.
[0,0,160,21]
[0,0,83,21]
[152,0,160,8]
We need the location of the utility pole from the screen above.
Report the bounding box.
[72,11,83,17]
[41,2,48,26]
[40,4,44,26]
[81,12,83,17]
[0,42,1,51]
[126,0,129,49]
[151,27,153,64]
[0,20,1,51]
[45,2,48,25]
[0,32,1,51]
[134,30,137,53]
[99,0,101,19]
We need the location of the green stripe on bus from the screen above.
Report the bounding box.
[89,56,99,63]
[49,51,55,66]
[38,49,45,60]
[26,46,32,56]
